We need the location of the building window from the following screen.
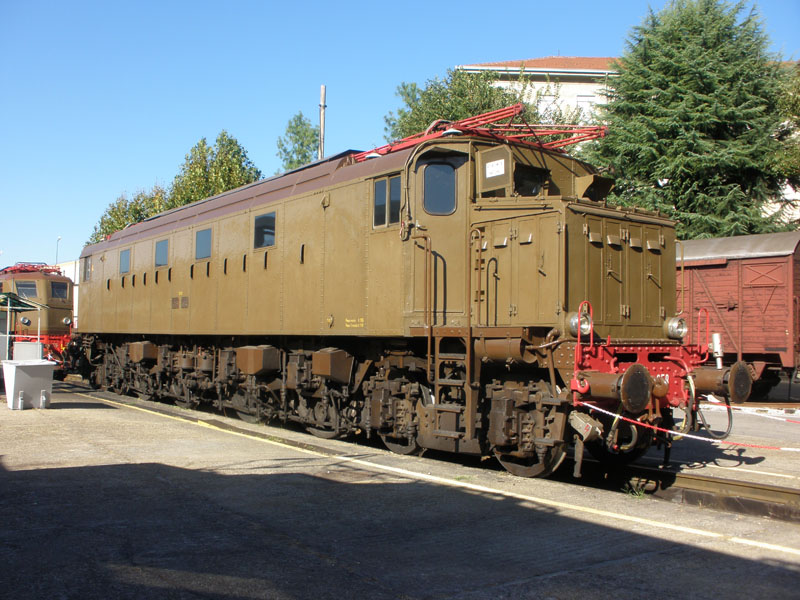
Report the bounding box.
[423,163,456,215]
[373,175,401,227]
[120,249,131,274]
[195,228,212,260]
[254,212,276,248]
[16,281,38,298]
[155,239,169,267]
[51,282,68,299]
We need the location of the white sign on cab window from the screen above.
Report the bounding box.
[485,159,505,178]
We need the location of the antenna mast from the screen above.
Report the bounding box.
[318,85,326,160]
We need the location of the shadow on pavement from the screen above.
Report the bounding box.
[0,459,797,600]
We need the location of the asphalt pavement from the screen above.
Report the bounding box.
[1,382,799,600]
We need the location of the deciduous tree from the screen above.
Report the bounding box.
[169,131,261,209]
[88,186,167,243]
[384,68,581,141]
[89,131,261,241]
[276,112,319,173]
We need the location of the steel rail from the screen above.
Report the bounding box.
[622,464,800,522]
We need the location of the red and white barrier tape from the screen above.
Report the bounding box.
[576,401,800,453]
[703,395,800,425]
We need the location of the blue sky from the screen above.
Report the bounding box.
[1,0,797,268]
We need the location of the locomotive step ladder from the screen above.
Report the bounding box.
[432,337,478,440]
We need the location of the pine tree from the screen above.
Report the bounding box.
[585,0,793,239]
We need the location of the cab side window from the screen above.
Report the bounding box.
[373,175,401,228]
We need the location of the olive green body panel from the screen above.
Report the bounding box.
[0,271,73,336]
[78,139,678,345]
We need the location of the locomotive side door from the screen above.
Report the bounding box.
[410,152,468,327]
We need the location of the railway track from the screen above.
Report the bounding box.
[621,464,800,522]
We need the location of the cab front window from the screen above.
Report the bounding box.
[423,163,455,215]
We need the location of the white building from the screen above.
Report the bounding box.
[457,56,618,121]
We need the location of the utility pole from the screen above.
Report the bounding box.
[318,85,326,160]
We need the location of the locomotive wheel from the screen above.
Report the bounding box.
[236,411,262,424]
[175,388,199,410]
[230,390,263,424]
[379,434,422,456]
[493,446,567,478]
[306,425,340,439]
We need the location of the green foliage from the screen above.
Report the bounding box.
[584,0,794,239]
[775,63,800,193]
[89,131,261,243]
[88,186,167,244]
[384,68,582,142]
[276,111,320,173]
[169,131,262,209]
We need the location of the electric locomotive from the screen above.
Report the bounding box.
[74,105,750,477]
[0,262,74,371]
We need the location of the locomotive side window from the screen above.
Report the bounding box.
[373,179,386,227]
[423,163,456,215]
[155,239,169,267]
[254,212,276,248]
[195,228,212,260]
[373,175,401,227]
[514,165,548,196]
[51,282,68,300]
[119,249,131,274]
[16,281,38,298]
[82,256,92,281]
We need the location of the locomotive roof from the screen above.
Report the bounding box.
[679,230,800,262]
[81,136,583,258]
[81,147,412,257]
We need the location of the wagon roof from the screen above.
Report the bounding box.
[679,231,800,262]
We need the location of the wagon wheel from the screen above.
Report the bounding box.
[379,434,422,456]
[493,445,567,478]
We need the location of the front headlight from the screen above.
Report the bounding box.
[62,317,72,326]
[568,312,592,337]
[664,316,687,340]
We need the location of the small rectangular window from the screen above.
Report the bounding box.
[196,228,212,260]
[373,175,401,228]
[51,282,68,299]
[16,281,38,298]
[254,212,276,248]
[389,176,401,224]
[155,239,169,267]
[373,179,387,227]
[82,256,92,281]
[119,249,131,274]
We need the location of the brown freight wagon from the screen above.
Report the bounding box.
[678,231,800,397]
